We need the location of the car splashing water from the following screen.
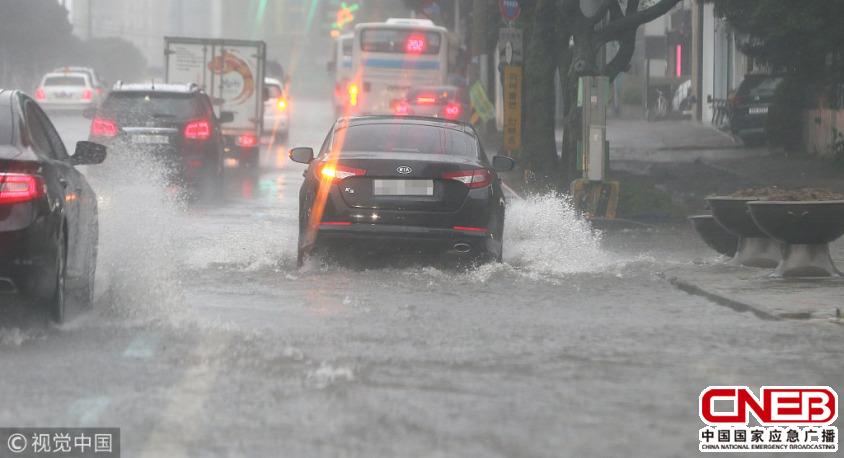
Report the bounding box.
[84,146,187,319]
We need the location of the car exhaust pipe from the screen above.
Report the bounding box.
[453,243,472,254]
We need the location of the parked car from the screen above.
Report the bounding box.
[730,74,784,145]
[289,116,515,267]
[263,77,290,142]
[35,70,102,112]
[87,82,233,199]
[393,86,467,122]
[0,89,107,322]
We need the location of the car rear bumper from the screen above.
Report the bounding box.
[313,223,495,255]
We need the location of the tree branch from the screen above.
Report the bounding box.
[587,0,616,25]
[597,0,680,42]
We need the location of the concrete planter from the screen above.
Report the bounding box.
[748,201,844,277]
[706,197,781,268]
[688,215,738,257]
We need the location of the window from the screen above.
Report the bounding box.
[24,102,55,158]
[34,106,68,159]
[360,29,441,55]
[264,85,283,100]
[101,92,202,122]
[337,124,477,157]
[0,105,12,145]
[43,75,88,87]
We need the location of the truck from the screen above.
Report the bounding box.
[164,37,266,167]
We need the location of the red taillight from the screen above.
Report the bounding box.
[444,102,461,119]
[394,101,410,116]
[35,88,46,101]
[82,89,93,101]
[416,95,436,105]
[90,117,118,138]
[0,173,45,204]
[441,169,492,189]
[236,133,258,148]
[184,119,211,141]
[318,163,367,182]
[453,226,488,233]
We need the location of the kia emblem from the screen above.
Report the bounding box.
[396,165,412,175]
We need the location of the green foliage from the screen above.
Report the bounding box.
[83,38,148,84]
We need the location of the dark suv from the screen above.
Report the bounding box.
[730,74,784,145]
[87,83,232,197]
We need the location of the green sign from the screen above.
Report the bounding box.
[469,82,495,123]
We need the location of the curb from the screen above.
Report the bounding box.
[662,275,780,321]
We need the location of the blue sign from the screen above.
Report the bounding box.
[499,0,521,21]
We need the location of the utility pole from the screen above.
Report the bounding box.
[470,0,487,89]
[87,0,94,40]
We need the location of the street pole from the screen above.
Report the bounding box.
[87,0,93,40]
[470,0,487,87]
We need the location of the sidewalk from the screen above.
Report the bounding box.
[663,240,844,323]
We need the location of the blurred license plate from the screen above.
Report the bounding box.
[373,180,434,196]
[749,106,768,115]
[132,135,169,144]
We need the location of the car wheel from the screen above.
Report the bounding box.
[48,229,68,324]
[74,221,97,309]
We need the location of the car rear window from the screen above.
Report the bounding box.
[101,92,203,120]
[44,76,87,87]
[737,76,783,99]
[338,123,477,157]
[264,85,283,99]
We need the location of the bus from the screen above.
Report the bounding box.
[348,18,449,115]
[328,33,354,116]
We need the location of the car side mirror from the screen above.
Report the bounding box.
[82,107,97,119]
[289,147,314,164]
[219,111,235,123]
[492,155,516,172]
[71,141,107,165]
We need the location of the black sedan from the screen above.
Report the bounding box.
[289,116,515,267]
[0,89,106,322]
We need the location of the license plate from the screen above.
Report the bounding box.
[373,179,434,196]
[132,135,170,145]
[749,106,768,115]
[54,92,73,99]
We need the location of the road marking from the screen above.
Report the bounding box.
[122,334,158,359]
[68,396,111,425]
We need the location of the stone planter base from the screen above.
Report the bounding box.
[730,237,781,268]
[772,243,842,278]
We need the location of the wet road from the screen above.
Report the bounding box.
[1,96,842,457]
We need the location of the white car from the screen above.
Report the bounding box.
[52,66,107,96]
[35,71,101,112]
[263,77,289,142]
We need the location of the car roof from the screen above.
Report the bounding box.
[264,77,283,87]
[338,115,474,133]
[110,82,201,94]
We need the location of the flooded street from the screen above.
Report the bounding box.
[0,95,839,457]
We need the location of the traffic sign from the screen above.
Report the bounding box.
[502,65,522,152]
[499,0,521,22]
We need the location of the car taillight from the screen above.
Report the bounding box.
[444,102,461,119]
[276,98,287,111]
[394,101,410,116]
[0,173,45,204]
[348,83,359,107]
[90,117,118,138]
[184,119,211,141]
[442,169,492,189]
[82,89,93,101]
[318,163,367,182]
[35,88,46,101]
[236,133,258,148]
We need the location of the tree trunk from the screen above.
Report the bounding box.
[521,0,560,190]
